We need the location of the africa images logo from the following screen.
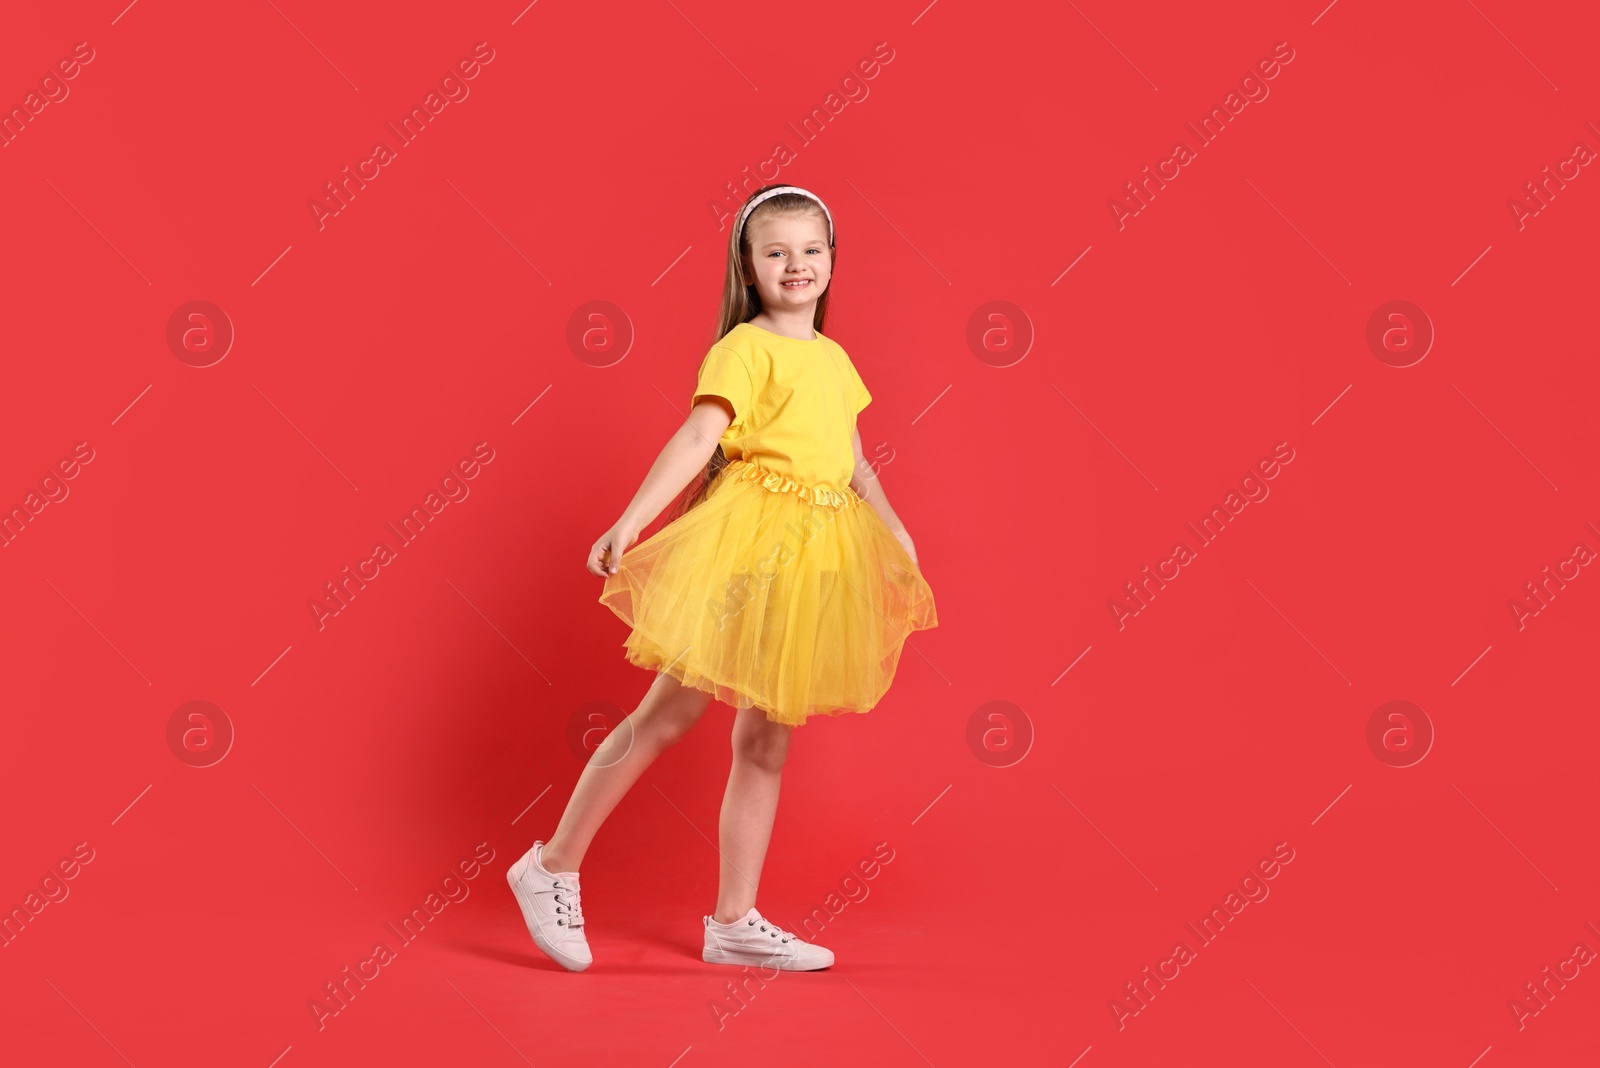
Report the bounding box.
[308,43,497,230]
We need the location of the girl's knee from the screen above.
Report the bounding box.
[732,712,791,771]
[641,691,709,746]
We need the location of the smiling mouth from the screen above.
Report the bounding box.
[781,279,812,288]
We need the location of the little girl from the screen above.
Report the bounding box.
[507,184,937,973]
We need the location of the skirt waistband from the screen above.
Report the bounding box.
[723,458,864,511]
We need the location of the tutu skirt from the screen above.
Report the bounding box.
[598,458,938,727]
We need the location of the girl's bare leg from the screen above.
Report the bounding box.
[539,671,712,872]
[712,704,793,923]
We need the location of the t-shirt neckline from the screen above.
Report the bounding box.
[742,321,822,343]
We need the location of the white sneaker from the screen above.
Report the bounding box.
[507,841,591,972]
[702,907,834,971]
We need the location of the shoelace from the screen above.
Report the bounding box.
[551,875,584,930]
[746,913,794,945]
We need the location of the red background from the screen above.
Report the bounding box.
[4,1,1599,1065]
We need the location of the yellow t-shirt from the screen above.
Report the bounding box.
[692,321,872,493]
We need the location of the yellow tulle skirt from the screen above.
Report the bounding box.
[598,457,938,727]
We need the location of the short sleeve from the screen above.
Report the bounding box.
[844,357,872,415]
[692,344,755,431]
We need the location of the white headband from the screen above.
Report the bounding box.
[734,185,835,247]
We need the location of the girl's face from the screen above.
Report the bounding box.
[742,212,832,311]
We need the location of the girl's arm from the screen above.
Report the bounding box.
[588,399,732,576]
[849,428,919,565]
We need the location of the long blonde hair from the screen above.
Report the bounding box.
[663,185,837,523]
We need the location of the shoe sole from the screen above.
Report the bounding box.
[702,945,834,971]
[507,851,592,972]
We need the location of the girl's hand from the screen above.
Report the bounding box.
[588,522,639,577]
[891,526,919,567]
